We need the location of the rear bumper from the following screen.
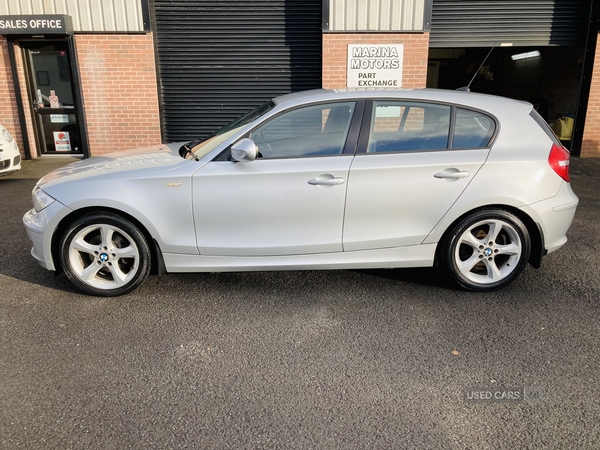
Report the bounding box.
[520,181,578,255]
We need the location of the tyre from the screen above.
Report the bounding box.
[60,212,151,296]
[442,209,531,291]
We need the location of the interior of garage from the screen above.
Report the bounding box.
[427,0,592,153]
[427,45,585,149]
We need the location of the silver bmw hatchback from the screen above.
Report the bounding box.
[23,89,578,296]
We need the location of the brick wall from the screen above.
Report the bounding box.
[581,32,600,158]
[1,34,161,159]
[76,34,161,156]
[322,32,430,89]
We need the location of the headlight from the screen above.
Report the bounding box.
[2,128,13,142]
[32,186,56,213]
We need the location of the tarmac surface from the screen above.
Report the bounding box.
[1,156,599,449]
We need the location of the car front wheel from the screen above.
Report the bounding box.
[60,212,151,296]
[443,209,531,291]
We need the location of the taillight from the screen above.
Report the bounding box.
[548,143,570,182]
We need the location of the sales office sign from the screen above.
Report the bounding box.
[0,15,73,35]
[347,44,404,88]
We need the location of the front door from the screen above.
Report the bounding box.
[22,40,83,156]
[193,156,354,256]
[192,101,359,256]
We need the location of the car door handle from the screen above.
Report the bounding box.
[434,170,470,180]
[308,177,345,186]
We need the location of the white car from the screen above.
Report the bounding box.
[0,126,21,176]
[23,89,578,296]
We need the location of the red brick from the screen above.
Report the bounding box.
[322,32,430,89]
[0,34,161,158]
[581,31,600,158]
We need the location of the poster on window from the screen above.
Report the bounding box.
[53,131,71,151]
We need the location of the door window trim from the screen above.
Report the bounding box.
[215,99,366,161]
[355,99,499,155]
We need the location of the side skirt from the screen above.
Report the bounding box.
[162,244,437,273]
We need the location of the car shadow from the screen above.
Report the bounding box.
[350,267,457,290]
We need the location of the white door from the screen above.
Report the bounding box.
[343,102,494,251]
[193,101,357,256]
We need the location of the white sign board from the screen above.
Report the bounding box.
[53,131,71,151]
[50,114,69,123]
[347,44,404,88]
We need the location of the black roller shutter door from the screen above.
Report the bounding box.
[153,0,322,142]
[430,0,591,48]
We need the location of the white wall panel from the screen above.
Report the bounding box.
[0,0,144,31]
[379,0,391,29]
[124,0,140,31]
[89,0,105,30]
[329,0,426,31]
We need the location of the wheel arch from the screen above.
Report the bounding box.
[51,206,166,277]
[434,204,544,269]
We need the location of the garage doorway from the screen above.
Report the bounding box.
[427,46,585,150]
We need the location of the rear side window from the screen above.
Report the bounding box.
[452,108,495,149]
[367,101,451,153]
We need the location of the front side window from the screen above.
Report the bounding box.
[249,102,356,158]
[367,101,451,153]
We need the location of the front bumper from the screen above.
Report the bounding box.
[23,200,72,271]
[0,154,21,176]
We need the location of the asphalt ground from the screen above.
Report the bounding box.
[1,156,599,449]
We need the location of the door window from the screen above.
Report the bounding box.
[367,101,451,153]
[249,102,356,158]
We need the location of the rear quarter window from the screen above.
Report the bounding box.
[452,108,496,149]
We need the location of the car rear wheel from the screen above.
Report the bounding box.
[60,212,151,296]
[443,209,531,291]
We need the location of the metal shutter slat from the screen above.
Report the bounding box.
[154,0,323,142]
[430,0,590,48]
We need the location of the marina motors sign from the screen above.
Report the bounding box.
[0,15,73,35]
[347,44,404,88]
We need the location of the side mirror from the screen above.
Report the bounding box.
[231,138,258,162]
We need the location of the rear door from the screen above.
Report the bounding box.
[343,101,494,251]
